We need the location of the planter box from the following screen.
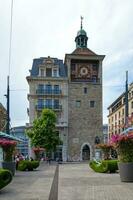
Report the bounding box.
[118,162,133,182]
[2,161,16,176]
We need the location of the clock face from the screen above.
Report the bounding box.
[78,65,91,78]
[71,62,98,82]
[79,66,89,76]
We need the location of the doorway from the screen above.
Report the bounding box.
[82,144,90,160]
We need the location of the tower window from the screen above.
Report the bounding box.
[75,100,81,108]
[84,87,87,94]
[90,101,95,108]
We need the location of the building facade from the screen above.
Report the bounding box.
[108,83,133,138]
[27,21,105,161]
[10,126,29,157]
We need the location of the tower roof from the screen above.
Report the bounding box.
[75,17,88,48]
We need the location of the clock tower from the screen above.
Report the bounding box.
[65,18,105,161]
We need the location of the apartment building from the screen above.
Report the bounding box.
[108,83,133,138]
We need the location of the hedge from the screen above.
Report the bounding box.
[18,160,40,171]
[0,169,13,190]
[89,160,118,173]
[89,160,108,173]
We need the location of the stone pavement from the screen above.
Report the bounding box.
[58,163,133,200]
[0,162,56,200]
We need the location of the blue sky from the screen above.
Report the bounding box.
[0,0,133,127]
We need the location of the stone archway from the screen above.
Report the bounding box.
[82,144,90,160]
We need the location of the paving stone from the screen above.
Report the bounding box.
[58,163,133,200]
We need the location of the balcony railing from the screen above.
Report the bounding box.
[36,104,62,110]
[36,89,62,95]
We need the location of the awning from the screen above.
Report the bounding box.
[0,132,23,142]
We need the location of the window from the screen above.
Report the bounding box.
[53,69,58,77]
[84,87,87,94]
[45,99,52,109]
[75,100,81,108]
[90,101,95,108]
[92,64,97,71]
[71,64,76,71]
[115,114,117,120]
[40,69,44,76]
[37,84,44,93]
[131,101,133,109]
[46,84,52,94]
[119,111,121,118]
[92,76,97,83]
[122,109,124,115]
[46,68,52,77]
[54,99,59,109]
[54,85,60,94]
[112,116,114,122]
[38,99,44,109]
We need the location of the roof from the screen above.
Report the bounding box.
[30,57,67,77]
[0,132,23,142]
[72,48,97,56]
[77,29,87,36]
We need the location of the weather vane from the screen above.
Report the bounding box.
[81,16,83,29]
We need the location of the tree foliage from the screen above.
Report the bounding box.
[27,109,61,153]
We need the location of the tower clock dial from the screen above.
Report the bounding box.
[80,66,88,76]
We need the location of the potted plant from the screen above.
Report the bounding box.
[32,147,44,161]
[0,139,17,175]
[110,133,133,182]
[96,143,113,160]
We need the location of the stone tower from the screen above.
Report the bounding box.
[65,19,105,161]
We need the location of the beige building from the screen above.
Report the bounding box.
[27,21,105,161]
[26,57,68,161]
[108,83,133,138]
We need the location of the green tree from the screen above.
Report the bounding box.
[27,109,61,155]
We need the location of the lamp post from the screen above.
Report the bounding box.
[5,76,10,135]
[125,71,128,128]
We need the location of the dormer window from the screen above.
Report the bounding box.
[53,69,58,77]
[40,69,45,76]
[46,68,52,77]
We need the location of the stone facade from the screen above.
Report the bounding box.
[65,53,104,161]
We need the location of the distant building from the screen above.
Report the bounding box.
[108,82,133,138]
[0,103,6,132]
[10,126,29,157]
[26,20,105,161]
[103,124,108,143]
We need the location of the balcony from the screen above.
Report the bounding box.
[36,89,62,95]
[36,104,62,111]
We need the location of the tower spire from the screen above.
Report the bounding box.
[75,17,88,48]
[81,16,83,30]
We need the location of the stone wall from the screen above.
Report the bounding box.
[68,83,102,161]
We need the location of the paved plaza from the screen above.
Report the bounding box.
[0,162,56,200]
[0,162,133,200]
[58,163,133,200]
